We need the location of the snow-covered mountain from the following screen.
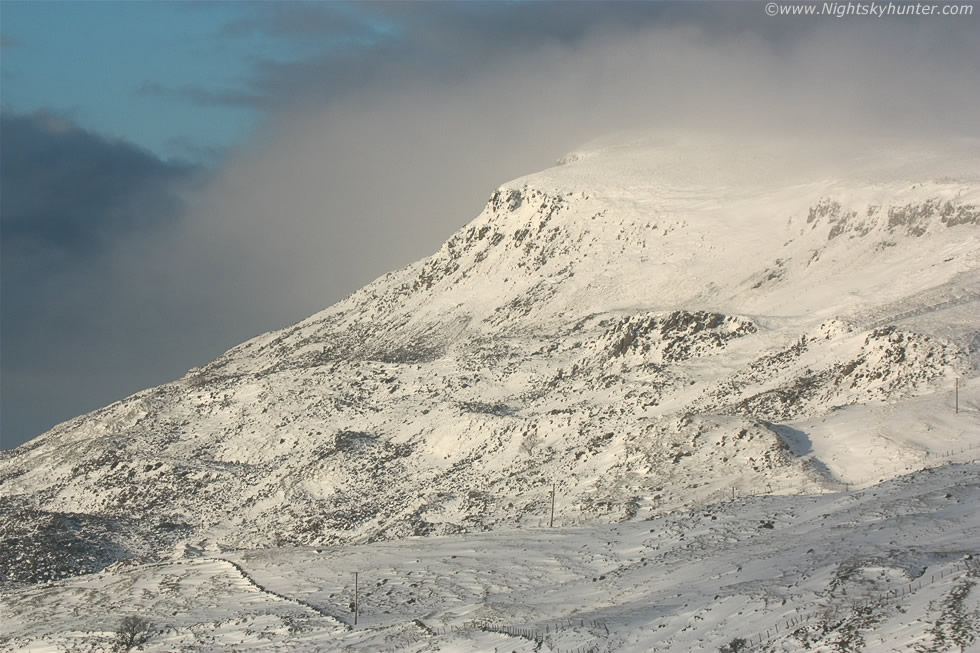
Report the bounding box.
[2,132,979,651]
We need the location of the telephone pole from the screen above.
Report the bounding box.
[550,482,556,528]
[354,571,359,626]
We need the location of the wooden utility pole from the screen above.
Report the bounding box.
[550,482,556,528]
[354,571,359,626]
[955,377,959,414]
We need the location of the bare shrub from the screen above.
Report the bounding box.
[114,615,154,651]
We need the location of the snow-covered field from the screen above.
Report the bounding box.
[2,132,979,651]
[4,460,979,651]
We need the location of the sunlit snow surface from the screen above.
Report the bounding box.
[2,133,979,651]
[4,462,979,651]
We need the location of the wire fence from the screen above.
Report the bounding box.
[371,616,611,653]
[741,557,980,649]
[360,557,979,651]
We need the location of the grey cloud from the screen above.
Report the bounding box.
[167,1,980,124]
[161,2,798,111]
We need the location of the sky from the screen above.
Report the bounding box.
[1,1,979,449]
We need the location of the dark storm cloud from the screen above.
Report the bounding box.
[0,112,200,448]
[0,112,195,252]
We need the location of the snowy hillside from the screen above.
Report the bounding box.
[2,132,979,651]
[3,463,978,652]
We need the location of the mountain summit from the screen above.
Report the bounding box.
[2,132,978,593]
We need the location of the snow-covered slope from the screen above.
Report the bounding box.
[3,464,979,652]
[2,132,979,651]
